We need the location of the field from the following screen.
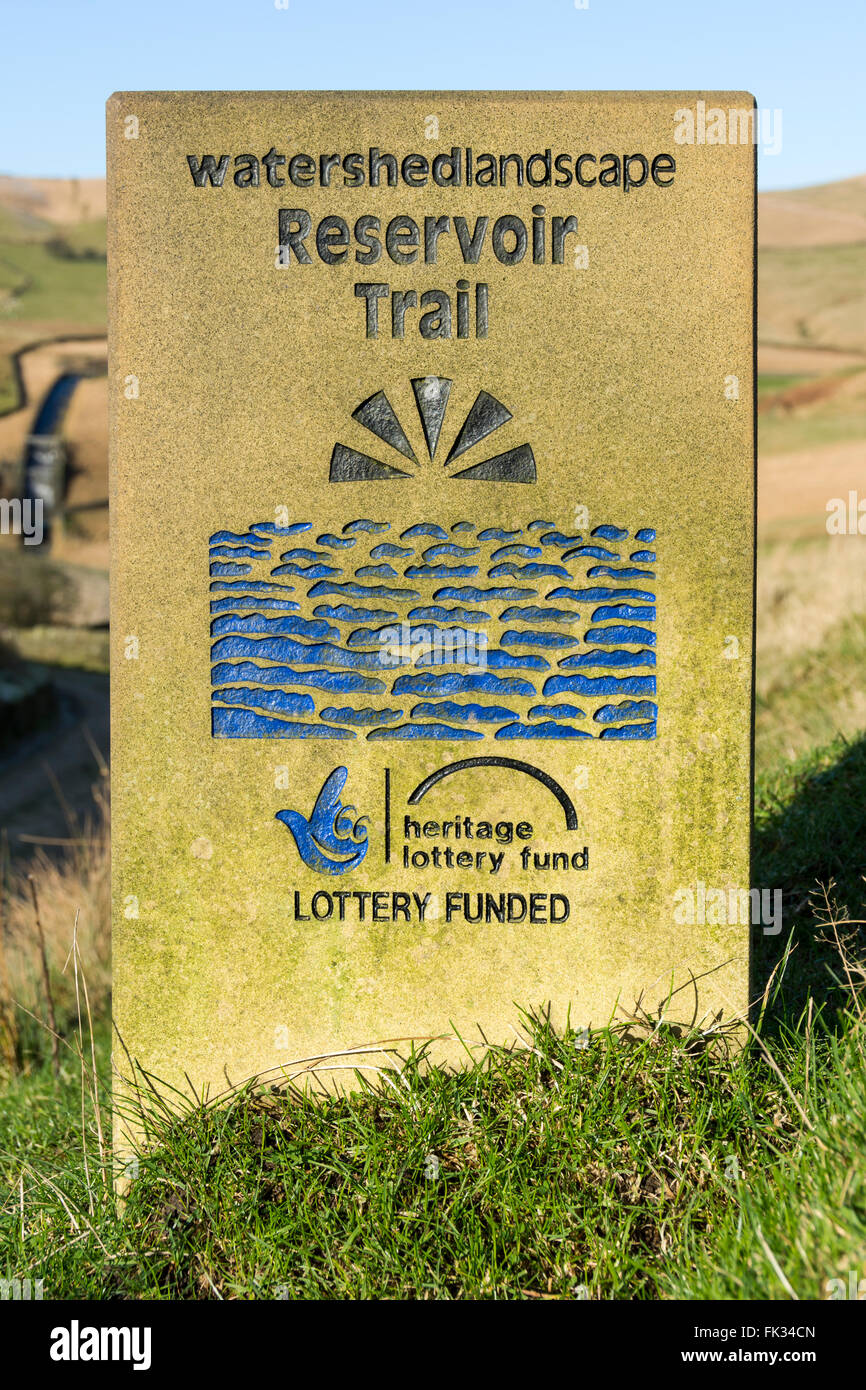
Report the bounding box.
[0,174,864,1299]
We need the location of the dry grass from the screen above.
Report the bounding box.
[758,532,866,667]
[0,729,864,1298]
[755,534,866,766]
[0,778,110,1068]
[758,175,866,249]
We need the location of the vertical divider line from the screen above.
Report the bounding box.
[384,767,391,864]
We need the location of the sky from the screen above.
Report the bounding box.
[1,0,862,190]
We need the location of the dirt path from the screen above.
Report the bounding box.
[759,438,866,527]
[0,665,109,857]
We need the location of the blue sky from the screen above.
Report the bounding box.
[1,0,861,190]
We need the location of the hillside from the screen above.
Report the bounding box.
[758,174,866,248]
[0,183,106,421]
[0,171,863,542]
[0,175,105,226]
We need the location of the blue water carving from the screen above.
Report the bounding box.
[210,614,339,641]
[314,603,398,623]
[529,703,586,720]
[393,671,536,697]
[583,625,657,646]
[499,605,580,624]
[561,545,619,562]
[278,547,331,562]
[318,533,356,548]
[271,562,342,578]
[210,530,272,545]
[308,580,419,601]
[594,700,658,724]
[213,708,354,738]
[355,563,399,578]
[406,563,479,578]
[212,662,385,693]
[489,561,571,580]
[491,543,542,560]
[210,596,301,613]
[547,586,654,603]
[346,622,485,649]
[544,674,657,696]
[276,766,369,873]
[495,721,591,739]
[208,518,659,740]
[590,604,655,622]
[369,722,484,740]
[210,561,251,576]
[401,522,448,539]
[410,605,491,623]
[539,531,583,547]
[587,565,655,580]
[501,629,578,648]
[478,527,522,541]
[484,650,549,670]
[371,543,414,559]
[210,580,295,593]
[214,687,315,716]
[410,700,518,723]
[320,706,403,726]
[211,636,405,669]
[559,649,656,669]
[422,543,480,561]
[435,585,538,602]
[209,545,270,560]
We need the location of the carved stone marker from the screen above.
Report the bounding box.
[109,92,754,1097]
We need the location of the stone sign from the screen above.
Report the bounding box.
[109,91,755,1097]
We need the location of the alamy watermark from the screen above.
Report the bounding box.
[826,492,866,536]
[378,621,488,669]
[1,1277,43,1300]
[49,1322,152,1370]
[674,882,783,935]
[0,497,43,546]
[825,1269,866,1300]
[674,101,782,157]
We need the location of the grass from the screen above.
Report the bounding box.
[0,1016,810,1300]
[2,180,865,1298]
[0,226,106,414]
[0,523,864,1298]
[758,399,866,455]
[758,242,866,356]
[665,996,866,1301]
[2,626,110,675]
[756,534,866,765]
[756,365,866,455]
[0,240,106,331]
[0,552,72,629]
[757,372,810,401]
[757,612,866,766]
[0,717,863,1299]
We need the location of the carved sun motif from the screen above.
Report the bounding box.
[329,377,537,483]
